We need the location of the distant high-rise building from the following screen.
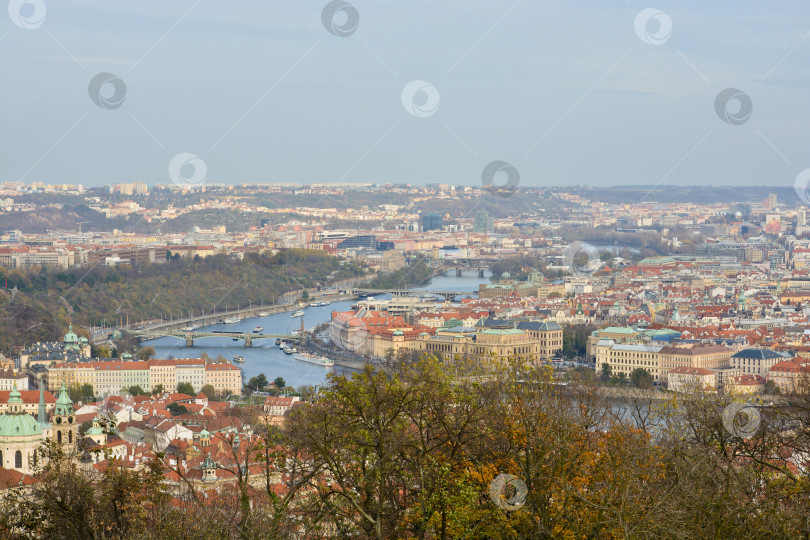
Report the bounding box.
[798,209,806,228]
[765,193,777,210]
[474,212,495,234]
[421,212,443,232]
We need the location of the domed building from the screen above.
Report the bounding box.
[0,385,50,474]
[62,324,80,354]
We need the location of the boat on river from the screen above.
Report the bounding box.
[294,352,334,368]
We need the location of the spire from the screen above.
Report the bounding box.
[38,382,46,423]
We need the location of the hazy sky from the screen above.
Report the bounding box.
[2,1,809,189]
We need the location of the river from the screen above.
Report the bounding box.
[144,269,493,390]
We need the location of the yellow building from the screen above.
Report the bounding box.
[415,327,550,363]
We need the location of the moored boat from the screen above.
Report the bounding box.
[233,354,245,363]
[294,352,334,368]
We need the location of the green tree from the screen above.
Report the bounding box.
[630,368,654,389]
[136,346,155,360]
[176,382,195,396]
[167,402,189,416]
[302,290,309,301]
[151,383,164,395]
[200,384,217,400]
[80,383,94,401]
[248,373,269,391]
[600,362,612,380]
[127,385,145,396]
[273,377,286,389]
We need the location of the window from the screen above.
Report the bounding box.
[15,450,22,469]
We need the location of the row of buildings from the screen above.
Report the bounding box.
[593,329,808,393]
[46,358,242,398]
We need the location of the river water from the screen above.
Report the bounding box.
[145,269,493,390]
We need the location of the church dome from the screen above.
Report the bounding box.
[0,388,43,438]
[63,324,78,344]
[0,413,43,438]
[501,272,512,279]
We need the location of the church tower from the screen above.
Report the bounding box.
[52,382,76,446]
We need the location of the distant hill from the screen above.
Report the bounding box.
[0,204,155,234]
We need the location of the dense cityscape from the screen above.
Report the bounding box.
[4,0,810,538]
[1,181,810,537]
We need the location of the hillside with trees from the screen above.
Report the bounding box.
[0,250,365,353]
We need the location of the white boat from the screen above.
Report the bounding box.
[181,324,201,332]
[233,354,245,363]
[290,310,305,318]
[253,325,263,333]
[294,352,334,368]
[282,346,295,355]
[258,311,270,317]
[310,301,329,307]
[224,317,240,324]
[291,329,301,335]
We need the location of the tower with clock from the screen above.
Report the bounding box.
[52,382,76,446]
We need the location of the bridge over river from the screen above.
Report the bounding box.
[128,329,300,348]
[351,288,477,299]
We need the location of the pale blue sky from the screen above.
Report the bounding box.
[2,0,809,188]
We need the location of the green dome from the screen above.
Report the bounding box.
[63,324,78,344]
[0,388,44,438]
[203,456,216,469]
[0,412,43,438]
[54,382,74,417]
[501,272,512,279]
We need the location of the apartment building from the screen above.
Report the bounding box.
[176,359,206,393]
[204,363,242,396]
[48,358,228,397]
[0,370,29,391]
[659,345,733,374]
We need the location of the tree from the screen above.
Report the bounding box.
[92,344,111,358]
[151,383,164,395]
[136,346,155,361]
[78,419,93,436]
[80,383,94,401]
[168,402,189,416]
[177,382,195,396]
[127,385,145,396]
[600,362,612,380]
[200,384,217,400]
[248,373,269,391]
[302,290,309,301]
[630,368,654,389]
[273,377,286,389]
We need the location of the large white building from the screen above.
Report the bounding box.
[732,349,792,377]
